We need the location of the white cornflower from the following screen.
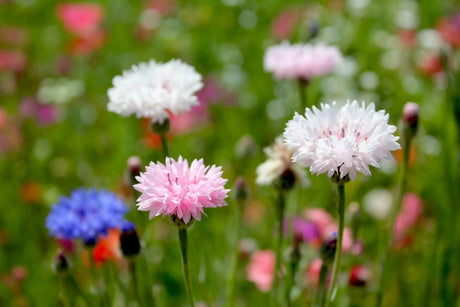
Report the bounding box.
[283,101,400,181]
[107,59,203,123]
[256,137,309,187]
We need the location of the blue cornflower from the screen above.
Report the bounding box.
[46,188,128,244]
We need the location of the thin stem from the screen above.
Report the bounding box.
[297,78,309,111]
[178,228,195,307]
[130,260,142,305]
[59,275,71,307]
[226,199,243,307]
[67,275,91,306]
[376,136,411,307]
[160,132,169,158]
[284,240,301,307]
[273,190,286,303]
[325,183,345,307]
[317,263,329,307]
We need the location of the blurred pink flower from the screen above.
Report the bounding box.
[398,29,417,49]
[0,107,22,153]
[247,250,275,292]
[0,26,28,47]
[20,97,59,126]
[304,208,335,238]
[305,208,353,252]
[271,8,301,40]
[306,258,322,285]
[135,157,229,223]
[146,0,176,15]
[285,217,320,244]
[56,3,104,37]
[0,50,26,72]
[264,42,342,80]
[394,193,422,244]
[418,53,443,76]
[436,18,460,47]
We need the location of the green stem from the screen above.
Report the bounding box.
[67,275,91,306]
[178,228,195,307]
[317,263,329,307]
[376,136,411,307]
[298,78,309,111]
[284,240,301,307]
[273,190,286,303]
[226,199,243,307]
[325,183,345,307]
[160,132,169,158]
[59,275,71,307]
[130,260,142,305]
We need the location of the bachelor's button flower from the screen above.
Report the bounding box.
[45,188,128,244]
[107,59,203,124]
[134,156,229,224]
[284,101,401,181]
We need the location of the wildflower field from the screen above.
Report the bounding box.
[1,0,459,306]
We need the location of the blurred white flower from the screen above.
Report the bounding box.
[107,59,202,123]
[363,188,394,220]
[256,137,309,187]
[37,78,85,105]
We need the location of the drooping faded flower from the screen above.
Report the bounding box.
[134,156,230,224]
[264,42,342,80]
[283,101,400,181]
[45,188,129,243]
[255,137,309,188]
[107,59,203,124]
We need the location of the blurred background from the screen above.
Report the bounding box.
[0,0,459,306]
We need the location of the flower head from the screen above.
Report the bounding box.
[256,137,309,188]
[264,42,342,80]
[46,188,128,243]
[107,59,203,124]
[284,101,400,181]
[134,156,229,224]
[247,250,275,292]
[56,3,104,37]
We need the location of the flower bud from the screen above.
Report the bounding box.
[53,249,70,274]
[235,135,257,159]
[349,265,372,287]
[84,237,97,247]
[308,20,320,39]
[127,156,142,185]
[402,102,419,137]
[120,222,141,258]
[232,177,250,203]
[150,117,170,134]
[320,234,337,265]
[279,168,296,191]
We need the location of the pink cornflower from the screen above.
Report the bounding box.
[284,101,400,181]
[247,250,275,292]
[56,3,104,37]
[134,157,229,224]
[264,42,342,80]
